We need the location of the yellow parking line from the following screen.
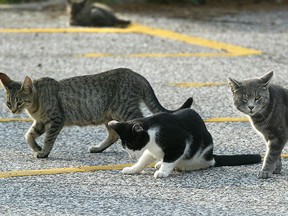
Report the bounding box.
[0,23,262,57]
[0,117,249,123]
[0,26,133,33]
[82,53,233,58]
[172,82,227,88]
[1,154,288,179]
[0,163,155,179]
[205,117,249,122]
[0,118,33,122]
[132,24,262,56]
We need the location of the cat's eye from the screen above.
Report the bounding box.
[6,102,12,108]
[16,101,24,107]
[242,99,248,103]
[255,96,261,101]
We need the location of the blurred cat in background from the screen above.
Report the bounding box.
[66,0,131,27]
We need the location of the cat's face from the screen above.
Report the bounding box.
[66,0,86,18]
[108,120,150,158]
[227,71,273,116]
[0,73,34,114]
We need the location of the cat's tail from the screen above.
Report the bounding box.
[145,95,193,114]
[213,154,262,167]
[142,75,193,113]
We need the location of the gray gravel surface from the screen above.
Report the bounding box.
[0,2,288,215]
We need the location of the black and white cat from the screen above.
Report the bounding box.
[108,108,262,178]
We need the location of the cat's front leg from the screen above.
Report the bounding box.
[35,119,64,158]
[273,157,282,174]
[154,162,177,178]
[258,139,285,179]
[155,160,162,169]
[25,121,45,152]
[122,150,155,174]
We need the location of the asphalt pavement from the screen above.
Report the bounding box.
[0,1,288,215]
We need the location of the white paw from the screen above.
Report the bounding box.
[155,161,162,169]
[122,167,138,175]
[154,170,169,178]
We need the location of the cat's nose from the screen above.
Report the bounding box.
[11,108,17,113]
[248,106,254,111]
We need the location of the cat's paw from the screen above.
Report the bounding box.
[89,146,105,153]
[155,161,162,169]
[273,167,282,174]
[34,151,49,159]
[154,170,169,178]
[122,167,138,175]
[257,171,273,179]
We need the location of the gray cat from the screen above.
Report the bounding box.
[66,0,131,27]
[227,71,287,179]
[0,68,192,158]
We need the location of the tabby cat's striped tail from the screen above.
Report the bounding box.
[144,91,193,114]
[141,75,193,114]
[214,154,262,167]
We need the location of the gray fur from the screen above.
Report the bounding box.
[0,68,192,158]
[228,71,288,179]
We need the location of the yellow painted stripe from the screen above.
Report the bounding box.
[0,26,134,34]
[0,23,262,57]
[0,163,155,179]
[0,117,249,123]
[0,118,33,122]
[205,117,249,122]
[1,154,288,178]
[82,53,233,58]
[131,24,262,56]
[172,82,227,88]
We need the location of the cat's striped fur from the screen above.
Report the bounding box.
[0,68,192,158]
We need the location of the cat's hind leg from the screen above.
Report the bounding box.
[89,123,119,153]
[122,150,155,174]
[90,106,144,153]
[25,121,45,153]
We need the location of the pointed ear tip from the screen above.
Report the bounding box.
[0,72,8,78]
[108,120,118,127]
[24,76,32,81]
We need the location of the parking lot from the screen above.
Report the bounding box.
[0,1,288,215]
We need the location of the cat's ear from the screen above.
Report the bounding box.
[259,71,273,88]
[0,73,12,91]
[108,120,123,134]
[108,120,119,130]
[227,77,241,93]
[132,124,143,134]
[21,76,33,94]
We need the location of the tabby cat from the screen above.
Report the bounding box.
[0,68,192,158]
[66,0,131,27]
[228,71,287,179]
[108,108,261,178]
